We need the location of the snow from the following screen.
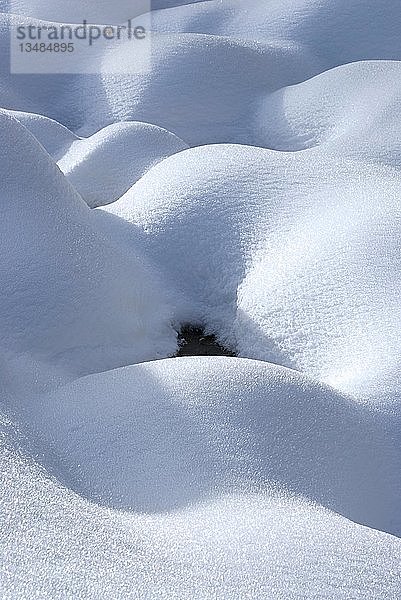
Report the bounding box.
[0,110,177,395]
[1,359,401,599]
[103,143,401,405]
[1,0,401,597]
[255,60,401,160]
[151,0,401,69]
[2,108,78,157]
[2,110,188,206]
[57,121,188,207]
[3,0,151,23]
[12,357,400,533]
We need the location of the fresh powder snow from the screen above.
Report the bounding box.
[0,1,401,599]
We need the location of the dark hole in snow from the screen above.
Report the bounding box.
[176,325,236,358]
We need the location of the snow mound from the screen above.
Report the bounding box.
[57,121,188,207]
[1,0,401,596]
[2,1,401,142]
[255,60,401,162]
[102,143,401,405]
[1,361,400,599]
[4,109,188,206]
[151,0,401,70]
[97,32,319,145]
[0,110,177,394]
[2,108,78,158]
[0,13,318,141]
[17,357,400,536]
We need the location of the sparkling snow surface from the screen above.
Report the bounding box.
[1,1,401,598]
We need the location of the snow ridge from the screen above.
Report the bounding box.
[1,1,401,598]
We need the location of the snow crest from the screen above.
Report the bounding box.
[1,1,401,598]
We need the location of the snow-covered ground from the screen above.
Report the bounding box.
[1,1,401,598]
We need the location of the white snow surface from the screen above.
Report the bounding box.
[1,358,401,599]
[1,0,401,598]
[2,109,188,206]
[104,143,401,405]
[0,110,177,393]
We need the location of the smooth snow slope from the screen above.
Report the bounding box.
[103,143,401,405]
[256,60,401,161]
[57,121,188,207]
[2,108,78,157]
[3,109,188,206]
[151,0,401,68]
[0,12,327,138]
[1,0,401,597]
[3,2,401,140]
[1,359,401,599]
[0,110,177,395]
[14,357,400,534]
